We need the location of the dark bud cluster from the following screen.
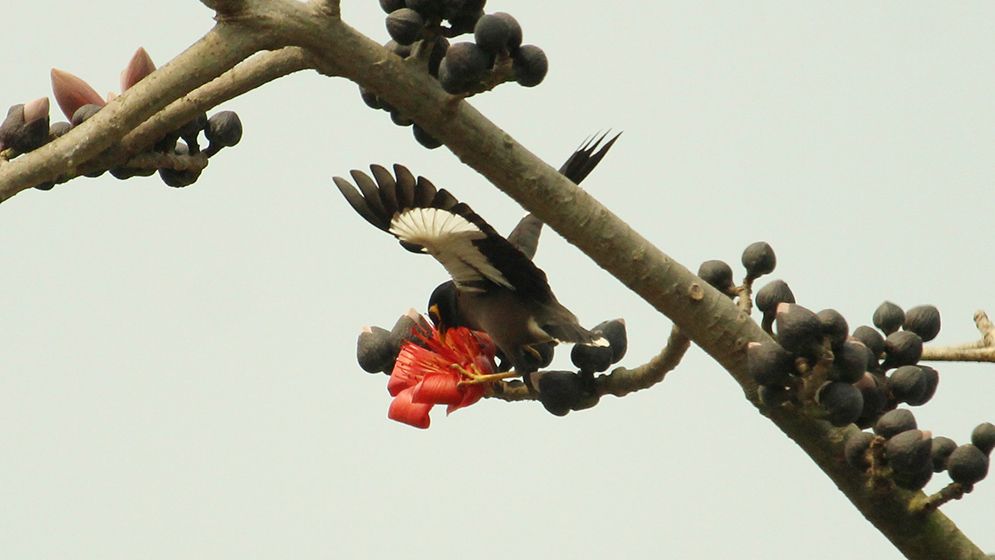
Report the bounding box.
[4,52,243,191]
[537,371,587,416]
[570,318,627,374]
[153,110,243,188]
[368,1,547,149]
[749,299,874,426]
[845,409,993,492]
[749,296,944,429]
[834,301,941,427]
[696,241,777,303]
[1,97,242,190]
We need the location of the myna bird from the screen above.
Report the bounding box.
[334,133,618,383]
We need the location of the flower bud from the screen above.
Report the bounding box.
[873,301,905,335]
[205,111,242,149]
[741,241,776,279]
[513,44,548,87]
[697,259,734,295]
[357,326,395,373]
[538,371,584,416]
[51,68,105,120]
[947,444,989,485]
[902,305,941,342]
[120,47,156,91]
[874,408,917,439]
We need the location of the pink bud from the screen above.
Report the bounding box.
[120,47,156,91]
[22,97,50,124]
[51,68,105,120]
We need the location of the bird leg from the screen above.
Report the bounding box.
[452,364,522,385]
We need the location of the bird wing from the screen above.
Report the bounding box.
[334,165,555,302]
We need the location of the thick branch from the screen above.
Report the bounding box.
[309,0,341,17]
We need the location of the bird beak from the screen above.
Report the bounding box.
[428,303,444,331]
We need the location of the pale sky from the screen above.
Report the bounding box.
[2,2,994,559]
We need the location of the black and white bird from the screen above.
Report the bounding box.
[334,133,618,381]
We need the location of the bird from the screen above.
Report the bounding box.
[334,133,619,384]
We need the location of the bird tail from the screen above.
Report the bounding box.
[557,131,621,185]
[544,322,609,347]
[540,303,609,346]
[507,131,620,258]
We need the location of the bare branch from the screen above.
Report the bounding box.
[488,326,692,403]
[913,483,972,514]
[597,327,691,397]
[923,310,995,363]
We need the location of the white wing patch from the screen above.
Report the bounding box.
[389,207,514,290]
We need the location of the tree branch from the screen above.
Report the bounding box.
[489,326,692,403]
[923,310,995,363]
[80,48,312,177]
[0,11,286,201]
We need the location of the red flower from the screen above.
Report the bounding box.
[387,323,497,429]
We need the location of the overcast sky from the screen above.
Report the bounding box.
[3,2,994,559]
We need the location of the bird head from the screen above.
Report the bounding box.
[427,281,461,333]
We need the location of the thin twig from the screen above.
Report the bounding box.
[923,311,995,363]
[911,483,971,514]
[735,276,756,314]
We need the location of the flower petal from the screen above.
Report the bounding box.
[387,388,432,429]
[412,373,463,405]
[50,69,105,120]
[446,384,485,414]
[387,369,415,396]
